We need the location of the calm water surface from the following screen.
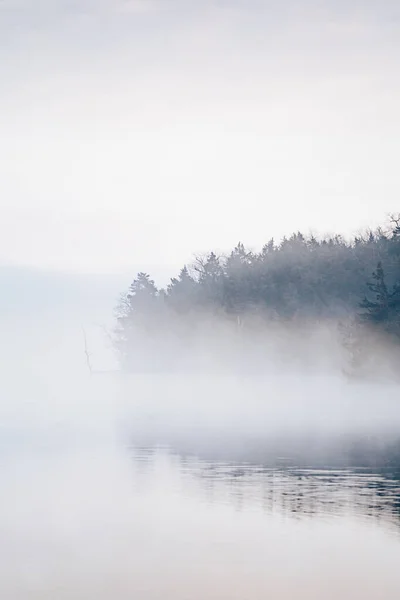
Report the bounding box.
[1,437,400,600]
[1,372,400,599]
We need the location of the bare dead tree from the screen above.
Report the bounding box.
[389,213,400,236]
[82,327,93,375]
[81,324,123,376]
[190,253,208,280]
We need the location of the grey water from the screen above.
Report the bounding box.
[1,372,400,600]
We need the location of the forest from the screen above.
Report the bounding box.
[114,215,400,377]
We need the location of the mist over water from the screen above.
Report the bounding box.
[1,272,400,598]
[2,0,400,594]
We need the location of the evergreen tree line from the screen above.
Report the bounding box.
[114,216,400,374]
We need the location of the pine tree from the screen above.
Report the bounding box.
[359,262,390,325]
[114,272,161,370]
[359,262,400,336]
[167,266,198,313]
[194,252,226,309]
[224,243,255,314]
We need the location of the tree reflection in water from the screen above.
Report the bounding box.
[129,446,400,533]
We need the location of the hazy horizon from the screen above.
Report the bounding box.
[2,3,400,597]
[2,0,400,273]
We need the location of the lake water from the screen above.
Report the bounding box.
[1,367,400,599]
[1,427,400,600]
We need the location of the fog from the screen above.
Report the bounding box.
[2,268,400,464]
[2,0,400,595]
[1,269,400,598]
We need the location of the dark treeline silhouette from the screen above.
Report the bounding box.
[114,215,400,377]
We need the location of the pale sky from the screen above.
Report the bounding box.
[1,0,400,275]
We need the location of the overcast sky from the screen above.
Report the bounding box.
[1,0,400,276]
